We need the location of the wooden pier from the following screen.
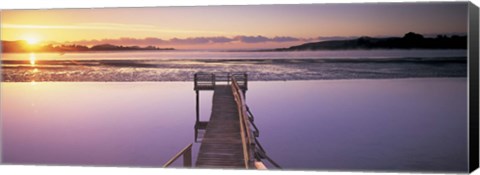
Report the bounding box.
[195,85,245,168]
[163,72,280,169]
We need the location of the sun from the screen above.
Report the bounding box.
[25,38,39,45]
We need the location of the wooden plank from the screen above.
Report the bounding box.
[255,161,268,170]
[195,85,246,168]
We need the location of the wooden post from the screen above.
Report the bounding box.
[244,73,248,99]
[194,73,197,90]
[196,90,199,124]
[183,146,192,167]
[228,73,230,85]
[244,73,248,90]
[212,73,215,88]
[194,125,198,142]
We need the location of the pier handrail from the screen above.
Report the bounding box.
[163,143,193,168]
[231,77,282,169]
[231,76,255,168]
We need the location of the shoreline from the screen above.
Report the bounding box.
[1,57,467,82]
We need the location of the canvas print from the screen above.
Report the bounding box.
[0,2,476,173]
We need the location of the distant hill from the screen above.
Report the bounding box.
[1,41,174,53]
[2,40,32,53]
[274,32,467,51]
[88,44,173,51]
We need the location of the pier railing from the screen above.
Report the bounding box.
[231,77,282,169]
[194,72,247,90]
[163,143,193,168]
[190,72,280,169]
[231,77,255,168]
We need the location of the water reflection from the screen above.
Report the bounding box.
[247,79,468,172]
[1,82,197,167]
[29,53,36,66]
[28,53,40,82]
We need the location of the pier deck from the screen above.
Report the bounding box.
[195,85,245,168]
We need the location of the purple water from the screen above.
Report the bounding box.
[1,82,198,167]
[1,78,468,172]
[247,78,468,172]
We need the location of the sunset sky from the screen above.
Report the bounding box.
[1,2,468,49]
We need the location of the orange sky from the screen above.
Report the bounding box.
[0,3,468,49]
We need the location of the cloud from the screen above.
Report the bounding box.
[316,36,358,41]
[232,35,301,43]
[60,35,309,46]
[271,36,301,42]
[169,36,234,45]
[233,35,270,43]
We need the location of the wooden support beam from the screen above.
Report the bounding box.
[196,90,199,123]
[183,146,192,167]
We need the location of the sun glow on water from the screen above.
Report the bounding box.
[29,53,36,66]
